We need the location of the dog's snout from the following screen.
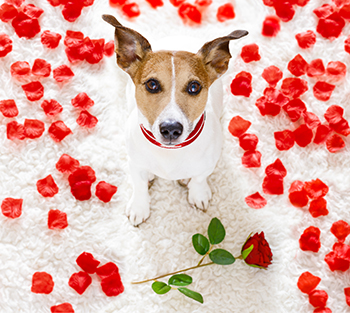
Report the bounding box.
[159,120,183,140]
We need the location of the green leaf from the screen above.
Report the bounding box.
[208,217,226,245]
[152,281,171,294]
[209,249,235,265]
[242,244,254,260]
[178,287,204,304]
[168,274,192,286]
[192,234,210,255]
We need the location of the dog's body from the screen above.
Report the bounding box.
[103,15,248,225]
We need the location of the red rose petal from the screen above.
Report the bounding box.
[101,273,124,297]
[297,272,321,294]
[22,81,44,101]
[228,116,251,137]
[313,81,335,101]
[62,2,83,22]
[307,59,325,77]
[41,30,62,49]
[22,3,43,19]
[324,105,343,124]
[12,12,40,39]
[0,3,18,22]
[37,175,59,198]
[0,33,12,57]
[334,0,350,7]
[85,39,105,64]
[71,181,92,201]
[122,2,140,18]
[340,4,350,20]
[281,77,308,99]
[46,0,61,6]
[316,12,345,40]
[68,271,92,295]
[96,262,119,280]
[256,88,288,116]
[262,15,281,37]
[53,65,74,82]
[169,0,185,6]
[299,226,321,252]
[56,154,80,174]
[329,117,350,136]
[313,4,334,18]
[262,65,283,87]
[146,0,163,8]
[76,252,100,274]
[326,133,345,152]
[217,3,235,22]
[31,272,54,294]
[287,54,308,77]
[262,175,284,195]
[238,133,258,151]
[195,0,212,7]
[32,59,51,77]
[48,209,68,229]
[71,92,94,110]
[104,40,114,56]
[69,166,96,186]
[64,30,84,47]
[241,44,261,63]
[230,71,252,97]
[0,99,19,117]
[274,0,295,22]
[242,150,262,168]
[1,198,22,218]
[95,181,118,203]
[24,119,45,139]
[303,112,321,130]
[76,110,98,128]
[50,303,74,313]
[5,0,24,8]
[293,124,313,147]
[326,61,346,81]
[331,220,350,243]
[178,3,201,23]
[283,98,307,122]
[309,290,328,308]
[314,124,332,144]
[245,192,267,209]
[325,242,350,271]
[304,179,329,199]
[41,99,63,117]
[48,121,72,142]
[7,121,25,140]
[345,287,350,306]
[295,30,316,49]
[274,129,295,151]
[309,197,329,218]
[265,158,287,178]
[289,181,309,207]
[10,61,30,78]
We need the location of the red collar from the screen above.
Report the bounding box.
[140,113,206,149]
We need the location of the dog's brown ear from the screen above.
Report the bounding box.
[197,30,248,84]
[102,14,152,77]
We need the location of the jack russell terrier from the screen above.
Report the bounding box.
[102,14,248,226]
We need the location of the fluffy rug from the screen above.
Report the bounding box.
[0,0,350,312]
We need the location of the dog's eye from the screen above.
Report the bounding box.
[145,79,161,94]
[187,81,201,95]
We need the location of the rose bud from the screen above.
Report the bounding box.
[241,232,273,269]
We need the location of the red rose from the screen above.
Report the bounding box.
[241,232,273,269]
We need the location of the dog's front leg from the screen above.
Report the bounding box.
[187,173,212,212]
[126,166,150,226]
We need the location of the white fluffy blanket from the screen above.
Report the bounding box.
[1,0,349,312]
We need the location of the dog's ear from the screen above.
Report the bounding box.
[197,30,248,84]
[102,14,152,77]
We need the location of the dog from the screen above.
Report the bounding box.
[102,14,248,226]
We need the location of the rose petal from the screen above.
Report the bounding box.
[261,65,283,87]
[41,30,62,49]
[262,15,280,37]
[32,58,51,77]
[96,262,119,280]
[6,121,25,140]
[293,124,313,147]
[274,130,295,151]
[287,54,308,77]
[331,220,350,243]
[76,252,100,274]
[297,271,321,294]
[0,99,19,117]
[48,209,68,229]
[309,197,329,218]
[245,192,267,209]
[48,121,72,142]
[1,198,22,218]
[228,116,251,137]
[326,134,345,153]
[41,99,63,117]
[95,181,118,203]
[281,77,308,99]
[299,226,321,252]
[56,154,80,174]
[76,110,98,128]
[313,81,335,101]
[68,271,92,295]
[241,44,261,63]
[307,59,325,77]
[242,150,262,168]
[24,119,45,139]
[314,124,332,144]
[71,92,94,110]
[53,65,74,82]
[295,30,316,49]
[31,272,54,294]
[37,175,59,198]
[50,303,74,313]
[238,133,258,151]
[309,290,328,308]
[304,179,329,199]
[22,81,44,101]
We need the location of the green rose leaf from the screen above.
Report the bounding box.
[178,287,204,304]
[192,233,210,255]
[242,244,254,260]
[208,217,226,245]
[152,281,171,294]
[168,274,192,287]
[209,249,235,265]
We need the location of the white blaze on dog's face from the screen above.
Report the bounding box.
[102,15,248,145]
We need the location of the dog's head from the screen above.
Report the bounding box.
[103,15,248,146]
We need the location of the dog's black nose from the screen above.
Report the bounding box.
[159,120,183,140]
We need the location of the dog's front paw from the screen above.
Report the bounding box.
[126,201,150,226]
[187,179,212,212]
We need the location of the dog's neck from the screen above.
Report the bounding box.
[140,112,206,149]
